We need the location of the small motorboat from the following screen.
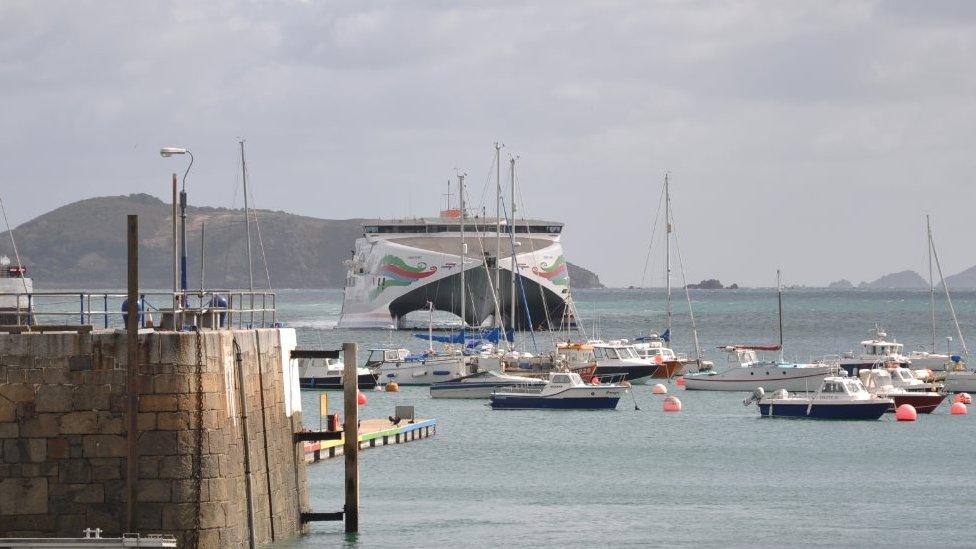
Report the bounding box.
[365,347,472,385]
[297,357,378,390]
[887,367,937,392]
[684,345,836,392]
[430,370,546,399]
[743,376,892,420]
[489,372,624,410]
[858,369,947,414]
[945,370,976,393]
[590,340,659,384]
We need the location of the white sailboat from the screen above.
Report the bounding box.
[684,271,836,391]
[908,215,960,370]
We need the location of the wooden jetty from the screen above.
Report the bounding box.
[302,418,436,463]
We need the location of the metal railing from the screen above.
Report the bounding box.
[0,290,276,330]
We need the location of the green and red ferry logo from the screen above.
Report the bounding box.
[370,255,438,298]
[533,256,569,286]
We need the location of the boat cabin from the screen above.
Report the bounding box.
[591,341,640,361]
[555,342,596,365]
[888,367,924,389]
[817,377,870,399]
[857,369,895,392]
[547,372,585,388]
[847,329,905,360]
[365,348,410,365]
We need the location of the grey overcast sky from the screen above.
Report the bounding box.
[1,1,974,287]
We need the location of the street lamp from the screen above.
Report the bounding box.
[160,147,193,305]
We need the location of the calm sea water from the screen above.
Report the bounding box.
[274,288,976,548]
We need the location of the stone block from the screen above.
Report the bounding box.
[67,482,104,503]
[153,373,190,394]
[48,438,70,459]
[160,502,196,530]
[198,528,221,549]
[96,412,123,435]
[22,413,60,437]
[41,365,70,384]
[27,438,46,462]
[139,394,178,412]
[171,478,202,502]
[0,383,34,403]
[58,459,91,483]
[3,439,23,462]
[201,454,220,478]
[71,384,111,411]
[137,412,156,431]
[68,355,92,372]
[137,479,172,502]
[103,479,125,503]
[21,461,58,477]
[199,501,225,528]
[139,430,178,456]
[35,384,73,413]
[159,454,193,479]
[0,477,47,514]
[139,455,162,478]
[0,422,18,438]
[135,503,162,530]
[90,457,122,480]
[208,478,229,501]
[0,397,14,422]
[156,411,189,431]
[60,411,98,434]
[85,503,121,533]
[82,434,126,458]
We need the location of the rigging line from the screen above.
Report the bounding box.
[0,195,29,294]
[475,149,499,216]
[512,170,557,340]
[221,151,243,288]
[500,193,539,353]
[639,183,667,289]
[467,217,509,347]
[929,225,969,356]
[240,154,273,290]
[669,204,704,363]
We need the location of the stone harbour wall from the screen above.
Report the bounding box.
[0,328,308,548]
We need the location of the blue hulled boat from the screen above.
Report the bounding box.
[744,376,892,420]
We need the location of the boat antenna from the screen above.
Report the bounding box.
[494,142,503,332]
[777,269,784,363]
[926,214,936,353]
[458,172,467,342]
[0,195,29,293]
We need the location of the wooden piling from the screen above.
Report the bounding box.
[125,214,139,532]
[342,342,359,533]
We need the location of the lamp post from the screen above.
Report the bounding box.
[160,147,193,315]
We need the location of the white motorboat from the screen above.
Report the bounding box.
[489,372,624,410]
[430,370,546,399]
[858,369,947,413]
[945,370,976,393]
[365,347,472,385]
[296,357,378,390]
[744,377,893,420]
[590,340,659,384]
[837,328,911,376]
[887,366,937,392]
[684,345,836,392]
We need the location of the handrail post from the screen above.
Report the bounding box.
[103,294,109,329]
[79,293,84,325]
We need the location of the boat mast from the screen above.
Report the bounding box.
[458,173,467,339]
[427,301,434,353]
[777,269,784,363]
[927,214,936,353]
[665,173,672,338]
[929,224,969,356]
[494,142,502,330]
[240,140,255,326]
[510,156,517,332]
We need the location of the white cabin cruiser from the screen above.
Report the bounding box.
[590,340,659,384]
[296,357,378,390]
[684,345,837,392]
[366,347,472,385]
[838,328,910,376]
[744,377,892,420]
[489,372,624,410]
[430,370,546,399]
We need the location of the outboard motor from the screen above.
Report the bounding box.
[743,387,765,406]
[208,295,228,328]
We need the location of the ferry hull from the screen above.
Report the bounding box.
[758,401,890,420]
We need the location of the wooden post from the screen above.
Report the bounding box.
[342,342,359,533]
[125,215,139,532]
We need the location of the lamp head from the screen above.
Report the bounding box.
[160,147,188,158]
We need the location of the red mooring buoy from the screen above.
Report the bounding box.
[950,402,968,415]
[895,404,917,422]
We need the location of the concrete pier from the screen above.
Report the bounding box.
[0,328,307,547]
[303,418,436,463]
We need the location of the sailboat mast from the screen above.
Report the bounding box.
[777,269,784,363]
[665,173,672,337]
[240,140,255,326]
[510,156,517,331]
[458,173,467,337]
[494,142,502,329]
[927,214,936,353]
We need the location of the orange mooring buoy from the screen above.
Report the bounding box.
[895,404,917,422]
[357,390,368,406]
[675,376,685,387]
[955,392,972,405]
[950,402,968,415]
[652,383,668,395]
[663,395,682,412]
